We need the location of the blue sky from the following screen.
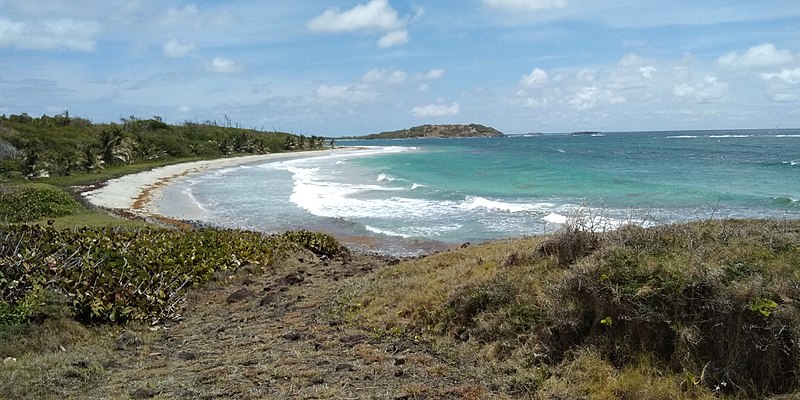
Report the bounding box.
[1,0,799,136]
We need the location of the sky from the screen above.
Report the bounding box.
[1,1,799,136]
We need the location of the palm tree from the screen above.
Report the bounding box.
[80,144,101,172]
[99,127,130,165]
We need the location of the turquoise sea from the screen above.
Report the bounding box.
[157,129,800,255]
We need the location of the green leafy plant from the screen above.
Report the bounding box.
[749,298,778,317]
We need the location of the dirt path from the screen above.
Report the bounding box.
[95,251,497,399]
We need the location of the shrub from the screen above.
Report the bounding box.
[346,220,800,397]
[0,225,350,324]
[0,185,84,223]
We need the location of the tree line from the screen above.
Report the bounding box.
[0,112,330,180]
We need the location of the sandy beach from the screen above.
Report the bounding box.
[81,151,333,220]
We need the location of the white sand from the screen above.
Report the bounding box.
[81,151,329,218]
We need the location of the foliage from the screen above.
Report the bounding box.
[278,230,352,259]
[346,219,800,398]
[0,185,84,223]
[0,225,350,324]
[0,112,330,182]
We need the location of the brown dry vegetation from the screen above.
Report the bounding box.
[2,219,800,399]
[344,219,800,399]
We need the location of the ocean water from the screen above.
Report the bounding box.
[157,129,800,255]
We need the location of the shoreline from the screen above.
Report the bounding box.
[81,151,336,220]
[80,148,456,255]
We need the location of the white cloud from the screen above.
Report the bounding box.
[162,38,196,58]
[673,76,729,102]
[639,66,656,79]
[607,65,657,90]
[411,102,460,117]
[576,68,596,82]
[424,69,444,79]
[761,68,800,84]
[378,30,408,48]
[418,83,429,92]
[362,69,407,84]
[308,0,410,48]
[569,87,625,110]
[522,97,548,109]
[619,53,646,66]
[0,17,99,51]
[177,106,192,113]
[209,57,240,73]
[483,0,567,12]
[521,68,549,88]
[718,43,793,69]
[157,3,234,30]
[315,84,376,102]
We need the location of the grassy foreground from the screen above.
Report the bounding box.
[2,209,800,398]
[343,219,800,399]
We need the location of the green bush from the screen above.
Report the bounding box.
[0,225,350,324]
[0,185,84,223]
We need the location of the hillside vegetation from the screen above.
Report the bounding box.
[356,123,505,139]
[345,219,800,398]
[0,112,327,183]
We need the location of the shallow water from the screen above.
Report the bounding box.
[155,129,800,255]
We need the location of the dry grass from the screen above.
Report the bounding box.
[344,219,800,398]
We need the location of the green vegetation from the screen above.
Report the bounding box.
[0,112,328,183]
[0,225,349,325]
[353,123,505,139]
[0,184,84,223]
[345,219,800,398]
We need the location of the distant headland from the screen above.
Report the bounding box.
[349,124,505,140]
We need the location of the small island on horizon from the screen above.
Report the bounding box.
[346,123,505,140]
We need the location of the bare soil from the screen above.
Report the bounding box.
[91,251,498,399]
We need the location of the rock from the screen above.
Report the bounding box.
[282,272,305,285]
[394,369,405,377]
[102,360,122,370]
[177,352,197,361]
[388,258,401,266]
[335,363,354,372]
[241,277,256,286]
[339,334,367,344]
[282,331,302,341]
[226,288,254,303]
[130,388,158,399]
[115,332,142,351]
[259,293,276,307]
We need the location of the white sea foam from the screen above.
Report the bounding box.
[365,225,413,238]
[544,212,568,224]
[181,187,210,213]
[377,173,407,182]
[459,196,554,213]
[775,135,800,138]
[666,135,698,139]
[708,135,751,138]
[410,183,426,190]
